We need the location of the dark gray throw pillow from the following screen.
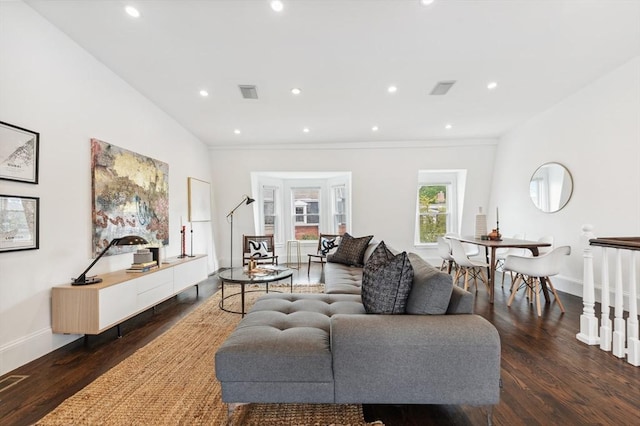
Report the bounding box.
[364,240,394,270]
[327,233,373,266]
[361,244,414,314]
[405,252,454,315]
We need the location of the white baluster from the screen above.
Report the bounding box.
[577,224,599,345]
[627,251,640,366]
[599,248,612,351]
[612,249,626,358]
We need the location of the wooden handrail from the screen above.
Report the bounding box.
[590,237,640,251]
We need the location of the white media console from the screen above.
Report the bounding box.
[52,255,208,335]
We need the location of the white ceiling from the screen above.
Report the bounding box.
[24,0,640,148]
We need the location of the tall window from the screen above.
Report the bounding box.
[416,184,450,243]
[292,187,320,240]
[415,170,463,245]
[332,185,347,235]
[262,186,277,236]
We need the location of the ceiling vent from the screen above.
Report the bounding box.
[239,85,258,99]
[430,80,456,95]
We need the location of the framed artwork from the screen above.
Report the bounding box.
[0,121,39,184]
[0,194,39,253]
[91,139,169,257]
[188,177,211,222]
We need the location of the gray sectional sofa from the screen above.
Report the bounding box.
[215,238,501,421]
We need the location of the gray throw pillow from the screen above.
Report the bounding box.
[364,240,394,269]
[327,233,373,266]
[405,253,453,315]
[361,243,414,314]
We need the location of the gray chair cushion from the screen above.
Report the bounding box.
[327,233,373,267]
[361,243,414,314]
[405,253,454,315]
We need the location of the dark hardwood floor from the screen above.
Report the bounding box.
[1,264,638,426]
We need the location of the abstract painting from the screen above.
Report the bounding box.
[91,139,169,257]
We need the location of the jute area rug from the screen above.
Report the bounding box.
[36,283,382,426]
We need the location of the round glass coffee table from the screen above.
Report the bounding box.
[218,266,293,317]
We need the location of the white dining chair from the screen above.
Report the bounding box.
[537,236,554,255]
[446,232,479,258]
[450,238,490,294]
[503,245,570,316]
[495,233,525,287]
[437,236,455,273]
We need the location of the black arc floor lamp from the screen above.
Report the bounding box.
[72,235,149,285]
[227,195,255,269]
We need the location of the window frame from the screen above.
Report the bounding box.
[414,170,464,246]
[251,172,351,246]
[261,185,279,238]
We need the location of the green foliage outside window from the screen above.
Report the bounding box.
[418,185,447,243]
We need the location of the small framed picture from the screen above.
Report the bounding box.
[0,121,40,184]
[0,195,39,252]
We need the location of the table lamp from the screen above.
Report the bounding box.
[72,235,149,285]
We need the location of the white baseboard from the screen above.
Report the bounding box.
[0,328,80,376]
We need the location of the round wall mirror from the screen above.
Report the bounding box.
[529,162,573,213]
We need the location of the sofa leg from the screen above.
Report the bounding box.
[226,402,246,425]
[485,405,494,426]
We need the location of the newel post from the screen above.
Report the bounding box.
[577,224,600,345]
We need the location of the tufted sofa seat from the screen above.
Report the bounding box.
[215,293,364,403]
[323,265,363,294]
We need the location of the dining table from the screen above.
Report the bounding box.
[449,236,552,304]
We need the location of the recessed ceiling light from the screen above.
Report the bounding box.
[199,90,209,97]
[291,88,301,95]
[387,85,398,94]
[487,81,498,90]
[234,129,241,135]
[270,1,284,12]
[125,6,140,18]
[445,123,453,130]
[420,0,436,6]
[372,126,379,132]
[303,127,310,133]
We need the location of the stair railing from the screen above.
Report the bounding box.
[577,224,640,366]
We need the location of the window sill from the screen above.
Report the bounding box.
[413,243,437,248]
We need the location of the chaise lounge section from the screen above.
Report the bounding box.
[215,238,501,421]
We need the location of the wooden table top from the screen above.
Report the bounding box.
[453,236,552,249]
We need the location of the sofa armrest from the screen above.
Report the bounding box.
[330,314,500,405]
[446,285,475,314]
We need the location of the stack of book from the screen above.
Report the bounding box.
[126,260,158,273]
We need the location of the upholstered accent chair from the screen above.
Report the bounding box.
[242,235,278,266]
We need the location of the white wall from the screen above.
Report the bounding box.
[0,2,214,375]
[209,140,497,267]
[490,56,640,297]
